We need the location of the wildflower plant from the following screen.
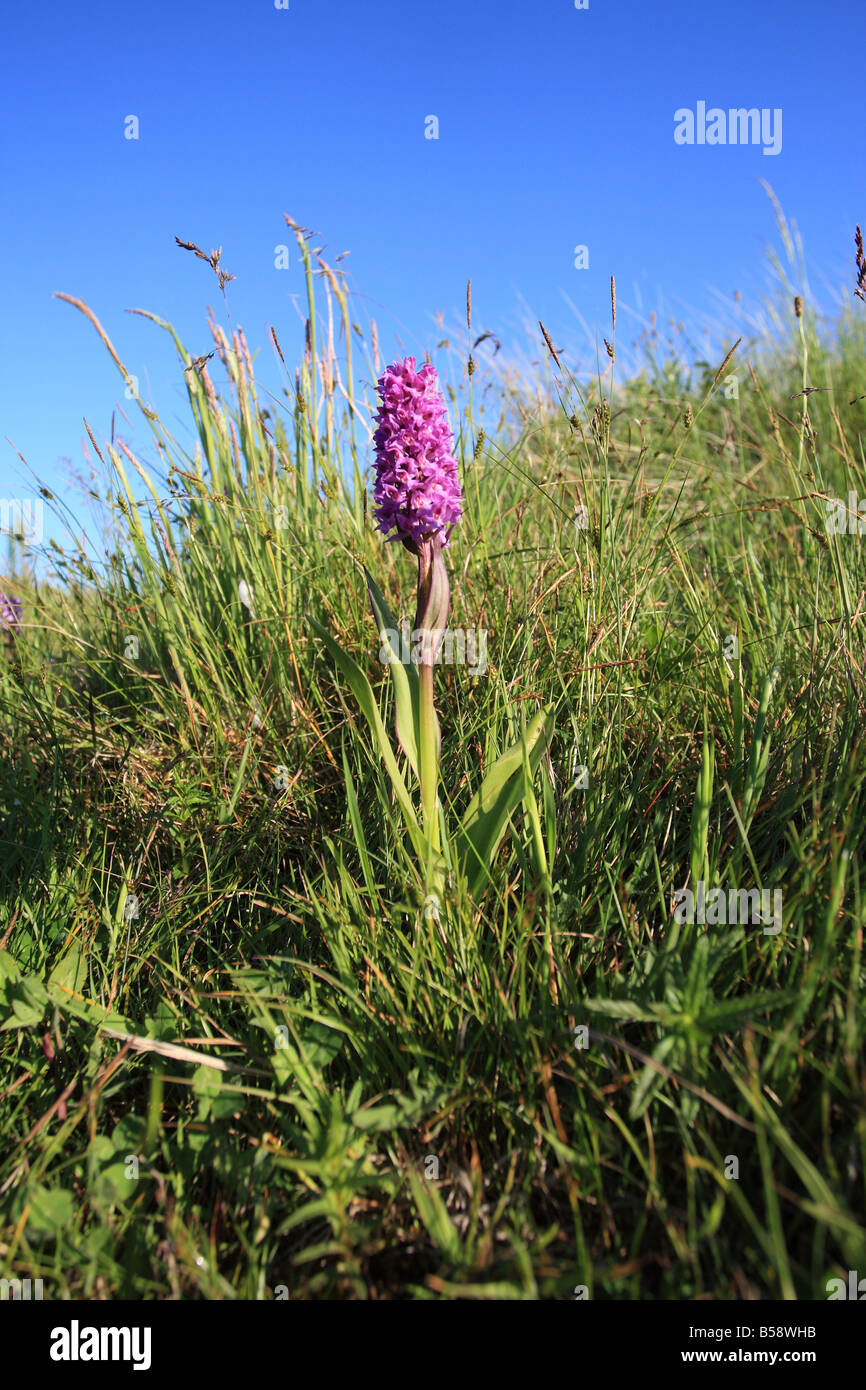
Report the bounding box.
[310,356,554,910]
[0,593,22,641]
[5,213,866,1302]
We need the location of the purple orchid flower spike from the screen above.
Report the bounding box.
[371,357,465,866]
[372,356,463,666]
[0,592,22,638]
[372,356,463,553]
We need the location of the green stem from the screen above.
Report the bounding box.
[418,658,441,864]
[412,537,449,900]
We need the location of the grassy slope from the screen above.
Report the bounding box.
[1,225,865,1300]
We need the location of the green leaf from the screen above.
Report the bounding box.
[3,974,50,1031]
[308,614,425,858]
[301,1020,344,1070]
[697,990,800,1029]
[629,1033,681,1119]
[582,998,667,1023]
[457,707,554,897]
[0,949,22,989]
[142,1000,178,1040]
[59,995,130,1030]
[112,1115,146,1154]
[25,1186,75,1234]
[10,997,43,1027]
[90,1136,140,1205]
[342,743,377,899]
[193,1063,223,1119]
[363,567,420,778]
[352,1103,404,1133]
[406,1165,463,1263]
[689,733,714,890]
[48,938,88,1003]
[742,673,774,828]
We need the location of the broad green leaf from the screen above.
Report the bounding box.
[363,567,420,778]
[10,997,45,1028]
[112,1115,147,1154]
[193,1063,222,1119]
[352,1103,403,1132]
[308,615,425,859]
[90,1135,140,1205]
[301,1020,345,1070]
[3,974,50,1031]
[457,707,554,897]
[142,1000,179,1040]
[48,938,88,1003]
[0,949,22,988]
[57,995,130,1031]
[25,1186,75,1234]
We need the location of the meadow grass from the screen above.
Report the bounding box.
[1,216,865,1300]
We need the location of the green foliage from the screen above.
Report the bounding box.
[1,218,865,1299]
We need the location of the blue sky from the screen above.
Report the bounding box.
[1,0,863,553]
